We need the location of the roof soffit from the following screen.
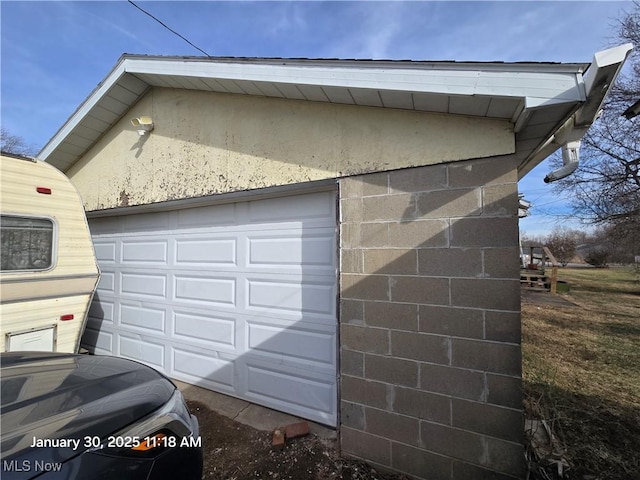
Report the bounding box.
[38,55,590,173]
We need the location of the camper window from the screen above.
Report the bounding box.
[1,215,54,271]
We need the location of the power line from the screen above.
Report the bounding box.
[127,0,211,57]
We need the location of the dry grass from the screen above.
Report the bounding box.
[522,266,640,480]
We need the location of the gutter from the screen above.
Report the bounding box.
[527,43,633,183]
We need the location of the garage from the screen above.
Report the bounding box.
[39,51,630,478]
[84,189,338,426]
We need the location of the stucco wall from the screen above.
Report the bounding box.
[339,157,525,479]
[66,88,514,211]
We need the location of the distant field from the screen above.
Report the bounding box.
[522,266,640,479]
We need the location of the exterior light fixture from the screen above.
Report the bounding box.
[131,116,154,135]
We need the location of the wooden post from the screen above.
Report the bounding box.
[550,266,558,294]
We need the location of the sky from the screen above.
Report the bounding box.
[0,0,633,236]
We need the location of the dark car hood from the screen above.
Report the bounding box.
[1,352,175,469]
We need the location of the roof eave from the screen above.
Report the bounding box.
[518,43,634,180]
[36,55,594,173]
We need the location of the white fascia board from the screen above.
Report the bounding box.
[583,43,633,96]
[123,57,586,102]
[38,60,129,162]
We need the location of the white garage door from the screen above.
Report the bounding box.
[84,190,338,426]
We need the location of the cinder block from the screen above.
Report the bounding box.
[414,188,482,219]
[361,223,389,248]
[340,223,360,248]
[421,421,482,464]
[482,247,521,279]
[482,184,518,216]
[390,331,450,365]
[363,194,415,222]
[452,398,523,443]
[341,324,389,355]
[341,426,391,467]
[365,407,420,446]
[391,442,452,480]
[366,354,418,387]
[365,301,418,331]
[420,421,525,476]
[339,177,363,199]
[363,249,417,275]
[341,401,365,429]
[447,156,518,188]
[419,363,485,401]
[392,386,451,425]
[343,222,391,249]
[450,217,518,248]
[340,197,363,223]
[453,460,524,480]
[451,339,522,376]
[341,273,389,301]
[420,422,524,478]
[388,219,449,248]
[341,248,363,274]
[418,248,482,277]
[340,299,364,325]
[361,172,389,197]
[450,278,521,311]
[390,276,450,305]
[485,310,521,344]
[419,304,484,339]
[486,373,523,409]
[341,349,364,377]
[341,375,390,410]
[389,165,448,194]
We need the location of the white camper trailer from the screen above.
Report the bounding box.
[0,152,99,353]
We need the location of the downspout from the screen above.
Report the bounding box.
[544,140,580,183]
[540,43,633,183]
[539,114,589,183]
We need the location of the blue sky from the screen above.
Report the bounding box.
[0,0,631,235]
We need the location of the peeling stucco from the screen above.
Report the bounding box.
[65,88,515,211]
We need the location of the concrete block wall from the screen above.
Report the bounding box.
[338,156,525,480]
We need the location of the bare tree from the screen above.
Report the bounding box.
[550,2,640,254]
[1,127,37,156]
[545,227,579,267]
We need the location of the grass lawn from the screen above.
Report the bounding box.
[522,266,640,480]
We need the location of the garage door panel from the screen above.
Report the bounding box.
[90,217,123,235]
[173,311,236,350]
[175,238,237,265]
[246,277,336,317]
[123,211,170,232]
[171,347,237,391]
[89,298,114,323]
[246,319,336,367]
[121,240,168,263]
[119,334,165,369]
[86,190,338,426]
[120,303,166,333]
[247,233,336,270]
[247,192,334,223]
[120,272,167,298]
[97,271,116,293]
[244,361,336,423]
[94,241,116,263]
[83,327,112,353]
[174,275,236,306]
[177,203,237,229]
